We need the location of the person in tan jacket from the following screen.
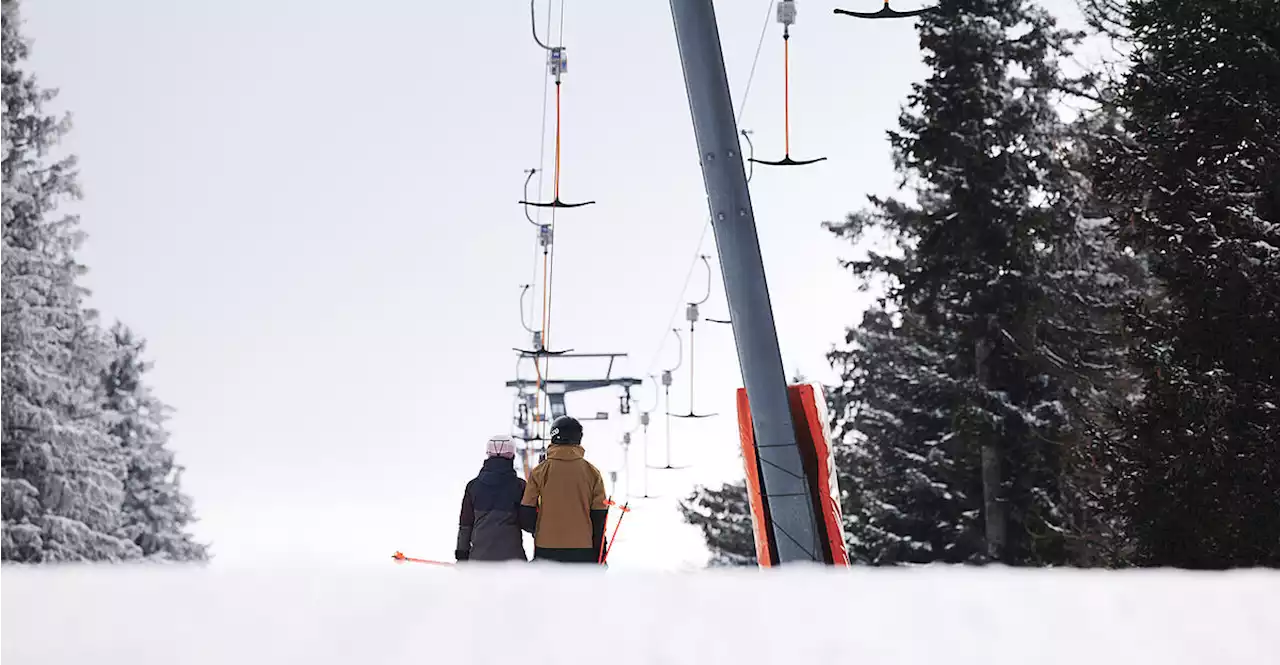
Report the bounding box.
[518,416,609,563]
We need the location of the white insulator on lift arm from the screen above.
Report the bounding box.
[539,224,553,248]
[547,47,568,77]
[686,302,700,323]
[662,370,673,387]
[777,0,797,26]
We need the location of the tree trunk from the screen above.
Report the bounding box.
[976,331,1006,562]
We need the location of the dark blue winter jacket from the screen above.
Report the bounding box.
[456,456,528,562]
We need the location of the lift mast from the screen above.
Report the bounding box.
[667,0,823,563]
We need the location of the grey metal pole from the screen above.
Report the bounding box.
[667,0,822,564]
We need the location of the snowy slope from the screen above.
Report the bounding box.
[3,563,1278,664]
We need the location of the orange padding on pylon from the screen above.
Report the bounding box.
[735,384,850,567]
[736,389,775,567]
[796,383,850,566]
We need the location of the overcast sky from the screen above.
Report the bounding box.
[22,0,1089,569]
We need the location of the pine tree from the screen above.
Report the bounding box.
[1095,0,1280,568]
[2,0,139,561]
[826,303,983,564]
[102,323,209,562]
[1032,100,1155,567]
[826,0,1147,565]
[678,482,757,566]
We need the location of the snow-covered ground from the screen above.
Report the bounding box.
[4,563,1278,664]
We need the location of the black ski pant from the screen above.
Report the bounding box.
[533,547,601,564]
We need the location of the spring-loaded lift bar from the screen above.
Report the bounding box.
[616,432,632,499]
[521,170,562,254]
[697,254,732,325]
[515,285,574,357]
[519,0,596,211]
[748,1,827,168]
[633,377,663,498]
[833,0,935,19]
[614,403,648,500]
[740,129,757,183]
[648,330,692,470]
[673,255,722,419]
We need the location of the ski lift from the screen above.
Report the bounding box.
[834,0,936,20]
[673,257,721,419]
[740,129,758,184]
[696,254,731,325]
[632,388,664,499]
[519,1,596,210]
[651,367,693,470]
[749,1,827,168]
[514,284,574,357]
[618,384,633,415]
[648,333,693,472]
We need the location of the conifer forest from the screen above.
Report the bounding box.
[2,0,207,562]
[3,0,1277,569]
[681,0,1280,570]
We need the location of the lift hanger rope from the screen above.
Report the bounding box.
[519,0,595,211]
[749,1,827,168]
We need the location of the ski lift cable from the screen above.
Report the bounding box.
[523,0,556,440]
[520,0,582,441]
[525,0,555,329]
[536,56,566,433]
[540,0,569,434]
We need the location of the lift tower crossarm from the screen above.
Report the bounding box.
[667,0,822,564]
[505,378,643,392]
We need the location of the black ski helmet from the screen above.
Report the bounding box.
[548,415,583,445]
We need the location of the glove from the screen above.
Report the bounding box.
[455,549,470,562]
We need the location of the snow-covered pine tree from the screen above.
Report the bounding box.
[678,482,757,566]
[2,0,139,561]
[826,301,982,564]
[1034,98,1155,567]
[826,0,1146,565]
[1095,0,1280,568]
[101,323,209,562]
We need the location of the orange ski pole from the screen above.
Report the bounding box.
[601,501,630,563]
[391,551,454,567]
[598,497,616,563]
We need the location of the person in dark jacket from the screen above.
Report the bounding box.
[519,416,609,564]
[456,435,528,562]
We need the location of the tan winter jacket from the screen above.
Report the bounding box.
[520,444,608,549]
